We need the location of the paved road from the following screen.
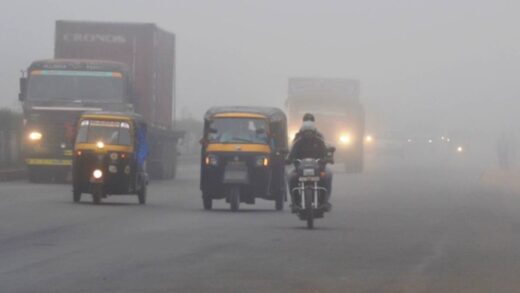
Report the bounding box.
[0,156,518,292]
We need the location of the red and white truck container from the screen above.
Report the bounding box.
[19,20,183,181]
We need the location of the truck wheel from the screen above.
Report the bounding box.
[229,187,240,212]
[28,168,39,183]
[138,184,147,205]
[73,187,81,203]
[202,192,212,210]
[28,167,44,183]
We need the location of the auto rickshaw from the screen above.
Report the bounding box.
[200,106,289,211]
[72,112,149,205]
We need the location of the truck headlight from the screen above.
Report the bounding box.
[205,154,218,166]
[255,155,269,167]
[96,141,105,149]
[339,134,351,144]
[365,135,373,144]
[28,131,42,141]
[93,169,103,179]
[457,146,463,153]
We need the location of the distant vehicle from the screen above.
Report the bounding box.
[286,78,365,173]
[19,20,182,182]
[200,107,289,211]
[73,112,148,205]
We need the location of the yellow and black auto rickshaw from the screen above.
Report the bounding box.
[72,112,149,205]
[200,106,289,211]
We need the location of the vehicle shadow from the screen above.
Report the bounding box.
[205,208,282,214]
[287,225,341,231]
[72,201,140,207]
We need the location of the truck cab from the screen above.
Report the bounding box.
[19,59,133,182]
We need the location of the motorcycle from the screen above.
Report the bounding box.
[290,147,335,229]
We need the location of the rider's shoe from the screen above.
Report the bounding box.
[322,202,332,212]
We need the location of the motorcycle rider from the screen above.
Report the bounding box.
[287,113,332,212]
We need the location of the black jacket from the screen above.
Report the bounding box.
[288,130,327,161]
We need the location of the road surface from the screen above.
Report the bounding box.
[0,155,518,292]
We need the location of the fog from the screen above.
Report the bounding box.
[3,2,520,290]
[1,0,519,138]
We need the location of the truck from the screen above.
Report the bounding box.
[286,78,365,173]
[19,20,183,181]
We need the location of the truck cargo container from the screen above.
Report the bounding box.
[19,21,182,181]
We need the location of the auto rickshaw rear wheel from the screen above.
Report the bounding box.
[92,185,103,205]
[229,187,240,212]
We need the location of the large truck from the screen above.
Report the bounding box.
[19,20,182,181]
[286,78,365,173]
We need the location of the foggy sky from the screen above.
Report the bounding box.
[1,0,519,135]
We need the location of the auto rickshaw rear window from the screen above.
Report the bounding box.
[76,119,132,146]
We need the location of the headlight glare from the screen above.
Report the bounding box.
[93,169,103,179]
[339,134,351,144]
[28,131,42,141]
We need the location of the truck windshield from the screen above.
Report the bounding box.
[75,120,131,146]
[208,118,269,144]
[26,70,125,102]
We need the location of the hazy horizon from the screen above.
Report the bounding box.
[2,0,519,136]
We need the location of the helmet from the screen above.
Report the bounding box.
[303,113,315,122]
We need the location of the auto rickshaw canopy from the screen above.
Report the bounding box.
[203,106,288,151]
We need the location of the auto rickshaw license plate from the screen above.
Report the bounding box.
[223,162,248,183]
[224,170,248,181]
[299,176,320,182]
